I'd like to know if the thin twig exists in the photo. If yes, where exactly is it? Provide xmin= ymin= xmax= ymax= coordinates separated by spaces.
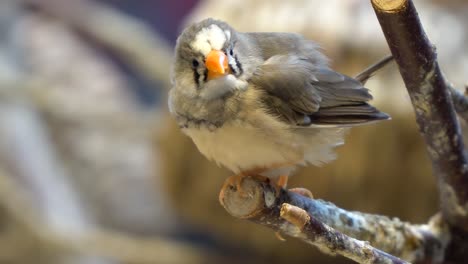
xmin=352 ymin=55 xmax=468 ymax=123
xmin=354 ymin=54 xmax=394 ymax=84
xmin=372 ymin=0 xmax=468 ymax=231
xmin=220 ymin=176 xmax=448 ymax=263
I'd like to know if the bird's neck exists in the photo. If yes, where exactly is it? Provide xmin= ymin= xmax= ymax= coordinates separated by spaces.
xmin=174 ymin=96 xmax=232 ymax=130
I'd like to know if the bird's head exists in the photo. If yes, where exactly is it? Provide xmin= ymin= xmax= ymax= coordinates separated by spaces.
xmin=172 ymin=18 xmax=249 ymax=101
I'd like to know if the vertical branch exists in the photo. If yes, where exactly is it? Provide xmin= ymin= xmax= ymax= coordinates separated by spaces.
xmin=372 ymin=0 xmax=468 ymax=231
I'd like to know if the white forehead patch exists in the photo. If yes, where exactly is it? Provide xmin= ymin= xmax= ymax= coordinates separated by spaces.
xmin=191 ymin=25 xmax=227 ymax=56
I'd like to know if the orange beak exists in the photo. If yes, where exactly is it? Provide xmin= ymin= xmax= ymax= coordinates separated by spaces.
xmin=205 ymin=50 xmax=230 ymax=80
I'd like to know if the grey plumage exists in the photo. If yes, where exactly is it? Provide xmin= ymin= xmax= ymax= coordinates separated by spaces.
xmin=250 ymin=54 xmax=389 ymax=126
xmin=170 ymin=19 xmax=389 ymax=128
xmin=169 ymin=18 xmax=390 ymax=177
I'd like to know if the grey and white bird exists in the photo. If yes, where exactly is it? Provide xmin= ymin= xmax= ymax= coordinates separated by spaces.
xmin=169 ymin=18 xmax=390 ymax=195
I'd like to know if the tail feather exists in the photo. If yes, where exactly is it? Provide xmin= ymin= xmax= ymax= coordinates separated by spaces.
xmin=308 ymin=103 xmax=390 ymax=125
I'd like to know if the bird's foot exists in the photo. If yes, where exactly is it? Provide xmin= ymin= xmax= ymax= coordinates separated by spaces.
xmin=289 ymin=187 xmax=314 ymax=199
xmin=275 ymin=231 xmax=287 ymax=241
xmin=219 ymin=173 xmax=269 ymax=207
xmin=275 ymin=175 xmax=313 ymax=198
xmin=274 ymin=175 xmax=289 ymax=197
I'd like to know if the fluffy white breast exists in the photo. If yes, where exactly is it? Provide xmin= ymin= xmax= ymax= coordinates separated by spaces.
xmin=184 ymin=121 xmax=346 ymax=177
xmin=184 ymin=122 xmax=300 ymax=174
xmin=190 ymin=25 xmax=229 ymax=56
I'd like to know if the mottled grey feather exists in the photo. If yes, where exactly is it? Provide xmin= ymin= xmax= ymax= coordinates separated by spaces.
xmin=250 ymin=51 xmax=389 ymax=126
xmin=308 ymin=104 xmax=389 ymax=125
xmin=245 ymin=32 xmax=328 ymax=66
xmin=313 ymin=68 xmax=344 ymax=83
xmin=251 ymin=55 xmax=321 ymax=115
xmin=314 ymin=76 xmax=373 ymax=107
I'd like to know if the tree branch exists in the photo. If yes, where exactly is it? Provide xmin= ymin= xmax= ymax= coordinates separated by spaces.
xmin=220 ymin=176 xmax=448 ymax=263
xmin=279 ymin=203 xmax=409 ymax=264
xmin=372 ymin=0 xmax=468 ymax=231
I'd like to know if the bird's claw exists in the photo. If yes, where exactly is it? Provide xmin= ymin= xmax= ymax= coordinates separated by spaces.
xmin=219 ymin=173 xmax=269 ymax=206
xmin=289 ymin=187 xmax=314 ymax=199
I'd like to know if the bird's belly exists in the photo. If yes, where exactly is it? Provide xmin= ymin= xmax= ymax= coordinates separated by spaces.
xmin=184 ymin=123 xmax=302 ymax=174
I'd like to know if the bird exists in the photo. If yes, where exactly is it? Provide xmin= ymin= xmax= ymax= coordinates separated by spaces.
xmin=168 ymin=18 xmax=390 ymax=201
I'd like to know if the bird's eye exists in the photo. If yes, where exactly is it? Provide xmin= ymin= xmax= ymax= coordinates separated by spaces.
xmin=229 ymin=49 xmax=234 ymax=56
xmin=192 ymin=59 xmax=199 ymax=68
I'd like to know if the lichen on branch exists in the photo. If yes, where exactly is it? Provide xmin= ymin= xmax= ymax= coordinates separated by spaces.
xmin=220 ymin=176 xmax=447 ymax=263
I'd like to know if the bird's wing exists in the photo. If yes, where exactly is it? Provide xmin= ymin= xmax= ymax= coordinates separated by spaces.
xmin=250 ymin=54 xmax=389 ymax=126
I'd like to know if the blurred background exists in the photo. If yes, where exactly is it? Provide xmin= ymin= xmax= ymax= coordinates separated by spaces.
xmin=0 ymin=0 xmax=467 ymax=263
